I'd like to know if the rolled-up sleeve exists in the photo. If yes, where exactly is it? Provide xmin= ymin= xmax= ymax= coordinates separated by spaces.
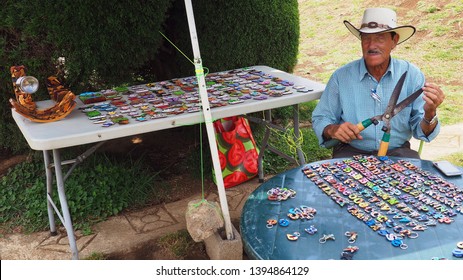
xmin=413 ymin=118 xmax=441 ymax=142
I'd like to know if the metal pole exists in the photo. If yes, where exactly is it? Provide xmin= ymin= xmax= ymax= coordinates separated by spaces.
xmin=184 ymin=0 xmax=234 ymax=240
xmin=43 ymin=150 xmax=57 ymax=236
xmin=52 ymin=149 xmax=79 ymax=259
xmin=293 ymin=104 xmax=306 ymax=164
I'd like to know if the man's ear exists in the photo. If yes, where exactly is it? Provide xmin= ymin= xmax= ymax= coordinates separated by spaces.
xmin=392 ymin=33 xmax=400 ymax=48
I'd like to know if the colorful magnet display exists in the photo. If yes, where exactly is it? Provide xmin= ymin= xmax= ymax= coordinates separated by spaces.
xmin=302 ymin=155 xmax=463 ymax=249
xmin=77 ymin=67 xmax=312 ymax=127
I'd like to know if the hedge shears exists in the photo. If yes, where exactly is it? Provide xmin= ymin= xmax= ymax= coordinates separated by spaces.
xmin=325 ymin=71 xmax=423 ymax=156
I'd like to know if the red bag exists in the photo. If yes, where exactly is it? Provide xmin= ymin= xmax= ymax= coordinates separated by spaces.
xmin=213 ymin=116 xmax=259 ymax=188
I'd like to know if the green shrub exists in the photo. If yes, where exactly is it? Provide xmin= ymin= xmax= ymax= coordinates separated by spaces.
xmin=163 ymin=0 xmax=300 ymax=78
xmin=0 ymin=0 xmax=301 ymax=233
xmin=0 ymin=0 xmax=172 ymax=152
xmin=0 ymin=151 xmax=157 ymax=233
xmin=1 ymin=0 xmax=300 ymax=152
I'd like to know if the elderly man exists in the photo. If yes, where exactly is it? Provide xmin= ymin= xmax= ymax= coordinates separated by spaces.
xmin=312 ymin=8 xmax=445 ymax=159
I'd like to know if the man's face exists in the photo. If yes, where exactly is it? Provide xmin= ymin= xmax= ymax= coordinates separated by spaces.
xmin=360 ymin=32 xmax=399 ymax=69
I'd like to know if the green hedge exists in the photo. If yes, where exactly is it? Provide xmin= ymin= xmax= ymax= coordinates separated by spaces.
xmin=0 ymin=151 xmax=158 ymax=233
xmin=0 ymin=0 xmax=299 ymax=152
xmin=162 ymin=0 xmax=300 ymax=78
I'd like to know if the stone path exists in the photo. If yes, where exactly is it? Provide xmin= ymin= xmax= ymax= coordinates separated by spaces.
xmin=0 ymin=178 xmax=261 ymax=260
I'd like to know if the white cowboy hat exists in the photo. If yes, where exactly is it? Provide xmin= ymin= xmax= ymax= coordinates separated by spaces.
xmin=344 ymin=8 xmax=416 ymax=44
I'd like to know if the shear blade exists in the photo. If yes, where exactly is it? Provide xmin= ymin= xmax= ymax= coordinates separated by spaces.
xmin=384 ymin=71 xmax=407 ymax=117
xmin=392 ymin=88 xmax=424 ymax=116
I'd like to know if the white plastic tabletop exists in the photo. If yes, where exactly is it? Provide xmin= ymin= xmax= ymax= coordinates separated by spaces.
xmin=12 ymin=66 xmax=325 ymax=151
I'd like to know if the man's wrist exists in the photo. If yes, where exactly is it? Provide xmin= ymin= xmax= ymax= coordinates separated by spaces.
xmin=423 ymin=113 xmax=438 ymax=125
xmin=322 ymin=125 xmax=334 ymax=140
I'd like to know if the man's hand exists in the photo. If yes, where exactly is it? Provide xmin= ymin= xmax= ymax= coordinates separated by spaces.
xmin=422 ymin=82 xmax=445 ymax=118
xmin=421 ymin=82 xmax=444 ymax=136
xmin=323 ymin=122 xmax=363 ymax=143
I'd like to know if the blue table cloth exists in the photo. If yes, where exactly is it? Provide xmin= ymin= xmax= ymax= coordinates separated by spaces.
xmin=240 ymin=157 xmax=463 ymax=260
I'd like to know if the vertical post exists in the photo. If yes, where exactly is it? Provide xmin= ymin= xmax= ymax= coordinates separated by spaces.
xmin=184 ymin=0 xmax=234 ymax=240
xmin=52 ymin=149 xmax=79 ymax=259
xmin=292 ymin=104 xmax=306 ymax=164
xmin=43 ymin=150 xmax=57 ymax=235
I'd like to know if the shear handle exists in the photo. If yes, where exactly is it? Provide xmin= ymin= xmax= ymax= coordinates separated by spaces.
xmin=324 ymin=117 xmax=379 ymax=148
xmin=377 ymin=87 xmax=423 ymax=156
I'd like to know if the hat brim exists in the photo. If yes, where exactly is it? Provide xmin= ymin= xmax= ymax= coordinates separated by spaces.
xmin=344 ymin=20 xmax=416 ymax=44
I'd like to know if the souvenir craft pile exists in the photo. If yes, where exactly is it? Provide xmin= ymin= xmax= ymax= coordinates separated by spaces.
xmin=9 ymin=66 xmax=76 ymax=123
xmin=266 ymin=187 xmax=321 ymax=241
xmin=265 ymin=186 xmax=366 ymax=259
xmin=301 ymin=155 xmax=463 ymax=250
xmin=77 ymin=67 xmax=313 ymax=127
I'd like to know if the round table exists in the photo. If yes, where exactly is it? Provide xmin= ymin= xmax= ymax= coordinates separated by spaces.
xmin=240 ymin=157 xmax=463 ymax=260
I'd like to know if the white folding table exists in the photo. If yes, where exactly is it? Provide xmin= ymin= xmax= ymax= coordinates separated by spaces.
xmin=12 ymin=65 xmax=325 ymax=259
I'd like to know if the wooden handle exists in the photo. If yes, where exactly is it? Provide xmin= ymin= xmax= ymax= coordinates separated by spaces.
xmin=324 ymin=119 xmax=373 ymax=148
xmin=377 ymin=133 xmax=391 ymax=156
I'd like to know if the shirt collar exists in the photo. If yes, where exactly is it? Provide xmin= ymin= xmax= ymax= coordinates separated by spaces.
xmin=359 ymin=57 xmax=395 ymax=82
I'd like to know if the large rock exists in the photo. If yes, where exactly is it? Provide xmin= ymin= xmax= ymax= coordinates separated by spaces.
xmin=185 ymin=199 xmax=224 ymax=242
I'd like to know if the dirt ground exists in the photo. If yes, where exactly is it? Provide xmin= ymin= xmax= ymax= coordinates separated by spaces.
xmin=0 ymin=149 xmax=28 ymax=176
xmin=108 ymin=234 xmax=210 ymax=260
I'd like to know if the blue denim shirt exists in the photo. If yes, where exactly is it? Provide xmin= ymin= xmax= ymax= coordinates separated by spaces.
xmin=312 ymin=57 xmax=440 ymax=151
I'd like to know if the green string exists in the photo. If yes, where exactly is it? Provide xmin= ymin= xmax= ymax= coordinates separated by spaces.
xmin=159 ymin=31 xmax=194 ymax=65
xmin=187 ymin=120 xmax=222 ymax=216
xmin=159 ymin=31 xmax=210 ymax=77
xmin=159 ymin=31 xmax=219 ymax=213
xmin=269 ymin=125 xmax=307 ymax=165
xmin=199 ymin=120 xmax=205 ymax=201
xmin=171 ymin=118 xmax=222 ymax=218
xmin=172 ymin=117 xmax=214 ymax=208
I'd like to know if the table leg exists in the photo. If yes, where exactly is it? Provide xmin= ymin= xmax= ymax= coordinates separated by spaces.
xmin=43 ymin=150 xmax=57 ymax=236
xmin=52 ymin=149 xmax=79 ymax=260
xmin=258 ymin=124 xmax=271 ymax=183
xmin=292 ymin=104 xmax=306 ymax=165
xmin=251 ymin=109 xmax=302 ymax=182
xmin=257 ymin=110 xmax=273 ymax=182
